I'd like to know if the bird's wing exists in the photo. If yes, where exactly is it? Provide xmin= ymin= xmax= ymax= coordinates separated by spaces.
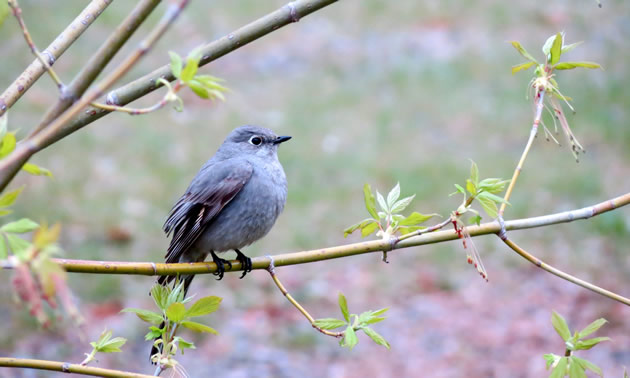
xmin=162 ymin=159 xmax=253 ymax=264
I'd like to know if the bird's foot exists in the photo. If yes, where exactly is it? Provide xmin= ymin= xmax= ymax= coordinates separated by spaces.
xmin=210 ymin=251 xmax=232 ymax=280
xmin=234 ymin=249 xmax=252 ymax=279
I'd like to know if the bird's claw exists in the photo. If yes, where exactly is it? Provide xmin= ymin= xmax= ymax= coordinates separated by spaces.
xmin=210 ymin=251 xmax=232 ymax=280
xmin=234 ymin=249 xmax=252 ymax=279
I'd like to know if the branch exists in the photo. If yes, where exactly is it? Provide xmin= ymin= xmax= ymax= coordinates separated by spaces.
xmin=0 ymin=357 xmax=152 ymax=378
xmin=6 ymin=192 xmax=620 ymax=305
xmin=28 ymin=0 xmax=162 ymax=137
xmin=0 ymin=0 xmax=340 ymax=194
xmin=0 ymin=0 xmax=112 ymax=116
xmin=499 ymin=88 xmax=545 ymax=216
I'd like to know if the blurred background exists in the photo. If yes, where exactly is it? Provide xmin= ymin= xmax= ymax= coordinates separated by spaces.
xmin=1 ymin=0 xmax=629 ymax=376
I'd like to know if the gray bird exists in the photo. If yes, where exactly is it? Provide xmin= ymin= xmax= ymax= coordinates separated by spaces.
xmin=157 ymin=125 xmax=291 ymax=290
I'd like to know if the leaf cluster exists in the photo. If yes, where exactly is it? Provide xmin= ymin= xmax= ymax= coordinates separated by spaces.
xmin=451 ymin=161 xmax=509 ymax=223
xmin=344 ymin=183 xmax=437 ymax=238
xmin=313 ymin=293 xmax=390 ymax=350
xmin=81 ymin=329 xmax=127 ymax=366
xmin=122 ymin=282 xmax=221 ymax=368
xmin=544 ymin=311 xmax=609 ymax=377
xmin=169 ymin=47 xmax=228 ymax=105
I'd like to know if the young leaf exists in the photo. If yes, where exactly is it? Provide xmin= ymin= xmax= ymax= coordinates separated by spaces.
xmin=97 ymin=336 xmax=127 ymax=353
xmin=341 ymin=326 xmax=358 ymax=350
xmin=313 ymin=318 xmax=347 ymax=330
xmin=166 ymin=281 xmax=186 ymax=307
xmin=469 ymin=161 xmax=479 ymax=187
xmin=572 ymin=356 xmax=602 ymax=377
xmin=549 ymin=356 xmax=568 ymax=378
xmin=145 ymin=327 xmax=163 ymax=341
xmin=376 ymin=191 xmax=387 ymax=211
xmin=1 ymin=218 xmax=39 ymax=234
xmin=554 ymin=62 xmax=602 ymax=70
xmin=180 ymin=320 xmax=218 ymax=334
xmin=0 ymin=132 xmax=16 ymax=158
xmin=575 ymin=336 xmax=610 ymax=350
xmin=551 ymin=311 xmax=572 ymax=342
xmin=542 ymin=33 xmax=558 ymax=56
xmin=363 ymin=184 xmax=379 ymax=219
xmin=476 ymin=194 xmax=498 ymax=219
xmin=468 ymin=214 xmax=482 ymax=226
xmin=449 ymin=184 xmax=466 ymax=197
xmin=180 ymin=57 xmax=199 ymax=83
xmin=398 ymin=212 xmax=437 ymax=226
xmin=549 ymin=32 xmax=563 ymax=65
xmin=187 ymin=80 xmax=210 ymax=99
xmin=577 ymin=318 xmax=607 ymax=339
xmin=174 ymin=336 xmax=196 ymax=354
xmin=360 ymin=221 xmax=379 ymax=237
xmin=185 ymin=296 xmax=222 ymax=318
xmin=343 ymin=219 xmax=374 ymax=238
xmin=543 ymin=353 xmax=559 ymax=369
xmin=511 ymin=61 xmax=536 ymax=75
xmin=121 ymin=308 xmax=164 ymax=325
xmin=510 ymin=41 xmax=539 ymax=63
xmin=568 ymin=356 xmax=587 ymax=378
xmin=390 ymin=195 xmax=415 ymax=214
xmin=465 ymin=179 xmax=476 ymax=196
xmin=22 ymin=163 xmax=52 ymax=177
xmin=386 ymin=183 xmax=400 ymax=209
xmin=150 ymin=284 xmax=169 ymax=311
xmin=166 ymin=302 xmax=186 ymax=323
xmin=168 ymin=52 xmax=183 ymax=79
xmin=0 ymin=187 xmax=23 ymax=207
xmin=362 ymin=327 xmax=390 ymax=349
xmin=5 ymin=233 xmax=30 ymax=257
xmin=478 ymin=178 xmax=509 ymax=194
xmin=338 ymin=293 xmax=349 ymax=322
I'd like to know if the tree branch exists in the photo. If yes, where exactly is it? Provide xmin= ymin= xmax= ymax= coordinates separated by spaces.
xmin=0 ymin=0 xmax=340 ymax=194
xmin=0 ymin=357 xmax=152 ymax=378
xmin=28 ymin=0 xmax=162 ymax=137
xmin=0 ymin=0 xmax=112 ymax=116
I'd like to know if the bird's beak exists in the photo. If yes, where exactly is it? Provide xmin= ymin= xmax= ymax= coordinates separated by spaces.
xmin=273 ymin=136 xmax=292 ymax=144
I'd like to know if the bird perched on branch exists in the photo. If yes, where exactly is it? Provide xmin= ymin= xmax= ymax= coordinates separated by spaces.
xmin=158 ymin=125 xmax=291 ymax=291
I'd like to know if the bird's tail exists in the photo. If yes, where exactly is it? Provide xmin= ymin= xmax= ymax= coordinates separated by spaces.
xmin=150 ymin=274 xmax=196 ymax=363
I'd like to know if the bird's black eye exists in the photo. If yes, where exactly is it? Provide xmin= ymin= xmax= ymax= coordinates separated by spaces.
xmin=249 ymin=136 xmax=263 ymax=146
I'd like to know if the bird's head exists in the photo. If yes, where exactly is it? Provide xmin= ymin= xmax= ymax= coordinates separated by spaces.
xmin=219 ymin=125 xmax=291 ymax=159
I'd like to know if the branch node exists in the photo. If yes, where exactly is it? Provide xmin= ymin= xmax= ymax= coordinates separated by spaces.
xmin=61 ymin=362 xmax=70 ymax=372
xmin=286 ymin=2 xmax=300 ymax=22
xmin=106 ymin=91 xmax=120 ymax=106
xmin=150 ymin=262 xmax=157 ymax=276
xmin=41 ymin=50 xmax=55 ymax=66
xmin=265 ymin=255 xmax=276 ymax=275
xmin=496 ymin=215 xmax=507 ymax=241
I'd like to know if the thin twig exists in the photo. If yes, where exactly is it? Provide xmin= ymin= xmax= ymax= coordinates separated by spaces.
xmin=8 ymin=0 xmax=65 ymax=88
xmin=501 ymin=237 xmax=630 ymax=306
xmin=90 ymin=81 xmax=182 ymax=115
xmin=266 ymin=257 xmax=343 ymax=338
xmin=0 ymin=0 xmax=112 ymax=117
xmin=396 ymin=217 xmax=452 ymax=242
xmin=28 ymin=0 xmax=162 ymax=137
xmin=499 ymin=88 xmax=546 ymax=216
xmin=0 ymin=357 xmax=152 ymax=378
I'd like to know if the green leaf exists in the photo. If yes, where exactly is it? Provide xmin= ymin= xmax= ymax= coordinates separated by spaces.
xmin=469 ymin=161 xmax=479 ymax=186
xmin=185 ymin=296 xmax=222 ymax=317
xmin=386 ymin=183 xmax=400 ymax=209
xmin=362 ymin=327 xmax=390 ymax=349
xmin=360 ymin=221 xmax=379 ymax=237
xmin=398 ymin=226 xmax=424 ymax=235
xmin=195 ymin=75 xmax=228 ymax=92
xmin=363 ymin=184 xmax=379 ymax=219
xmin=168 ymin=51 xmax=183 ymax=79
xmin=180 ymin=320 xmax=218 ymax=334
xmin=166 ymin=281 xmax=186 ymax=307
xmin=0 ymin=187 xmax=23 ymax=208
xmin=469 ymin=214 xmax=482 ymax=226
xmin=145 ymin=327 xmax=163 ymax=341
xmin=5 ymin=233 xmax=30 ymax=257
xmin=338 ymin=293 xmax=349 ymax=322
xmin=551 ymin=311 xmax=572 ymax=342
xmin=542 ymin=33 xmax=558 ymax=56
xmin=22 ymin=163 xmax=52 ymax=177
xmin=150 ymin=284 xmax=169 ymax=311
xmin=1 ymin=218 xmax=39 ymax=234
xmin=511 ymin=61 xmax=536 ymax=75
xmin=97 ymin=336 xmax=127 ymax=353
xmin=476 ymin=193 xmax=498 ymax=219
xmin=313 ymin=318 xmax=347 ymax=330
xmin=166 ymin=302 xmax=186 ymax=323
xmin=572 ymin=356 xmax=602 ymax=377
xmin=568 ymin=357 xmax=587 ymax=378
xmin=550 ymin=32 xmax=563 ymax=65
xmin=561 ymin=41 xmax=583 ymax=54
xmin=575 ymin=336 xmax=610 ymax=350
xmin=555 ymin=61 xmax=602 ymax=70
xmin=477 ymin=191 xmax=509 ymax=204
xmin=577 ymin=318 xmax=607 ymax=339
xmin=510 ymin=41 xmax=539 ymax=63
xmin=399 ymin=212 xmax=437 ymax=226
xmin=120 ymin=308 xmax=164 ymax=325
xmin=478 ymin=178 xmax=509 ymax=194
xmin=550 ymin=356 xmax=568 ymax=378
xmin=186 ymin=45 xmax=204 ymax=63
xmin=390 ymin=195 xmax=415 ymax=214
xmin=0 ymin=132 xmax=16 ymax=158
xmin=466 ymin=179 xmax=476 ymax=196
xmin=449 ymin=184 xmax=466 ymax=197
xmin=343 ymin=218 xmax=375 ymax=238
xmin=187 ymin=79 xmax=209 ymax=99
xmin=180 ymin=57 xmax=199 ymax=83
xmin=543 ymin=353 xmax=559 ymax=370
xmin=173 ymin=336 xmax=196 ymax=354
xmin=341 ymin=326 xmax=358 ymax=350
